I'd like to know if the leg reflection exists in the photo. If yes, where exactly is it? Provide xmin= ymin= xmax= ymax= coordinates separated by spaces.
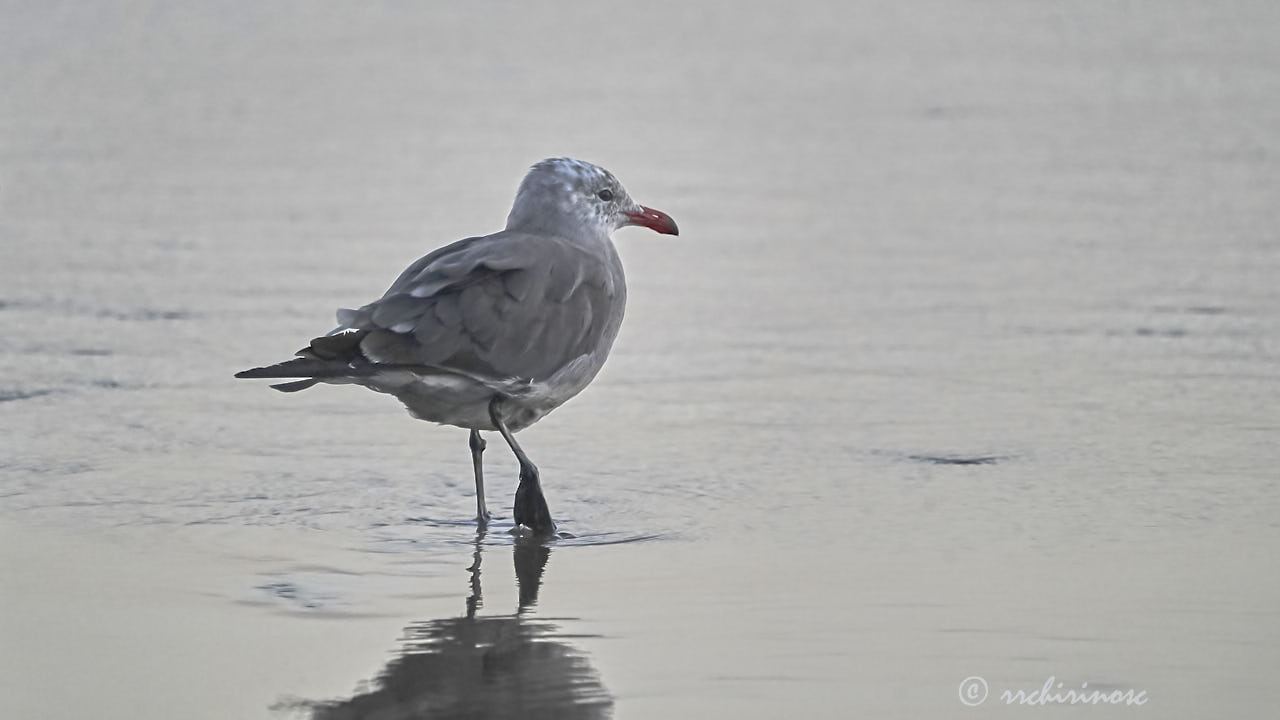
xmin=284 ymin=537 xmax=610 ymax=719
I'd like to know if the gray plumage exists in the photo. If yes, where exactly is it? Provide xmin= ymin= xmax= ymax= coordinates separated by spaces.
xmin=347 ymin=231 xmax=623 ymax=391
xmin=236 ymin=158 xmax=679 ymax=532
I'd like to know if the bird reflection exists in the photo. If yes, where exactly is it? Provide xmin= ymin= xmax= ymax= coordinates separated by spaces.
xmin=288 ymin=534 xmax=612 ymax=720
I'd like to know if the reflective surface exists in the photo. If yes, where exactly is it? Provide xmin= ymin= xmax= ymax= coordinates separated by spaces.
xmin=2 ymin=2 xmax=1279 ymax=718
xmin=284 ymin=537 xmax=612 ymax=720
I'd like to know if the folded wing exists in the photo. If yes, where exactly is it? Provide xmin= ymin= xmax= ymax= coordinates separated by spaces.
xmin=332 ymin=231 xmax=622 ymax=382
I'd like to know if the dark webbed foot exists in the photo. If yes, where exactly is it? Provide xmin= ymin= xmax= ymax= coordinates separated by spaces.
xmin=512 ymin=462 xmax=555 ymax=534
xmin=489 ymin=395 xmax=556 ymax=534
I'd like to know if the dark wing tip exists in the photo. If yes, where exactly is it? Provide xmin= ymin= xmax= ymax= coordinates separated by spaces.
xmin=270 ymin=379 xmax=320 ymax=393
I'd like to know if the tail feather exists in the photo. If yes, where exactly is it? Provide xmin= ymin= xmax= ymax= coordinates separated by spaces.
xmin=269 ymin=379 xmax=321 ymax=393
xmin=236 ymin=356 xmax=481 ymax=384
xmin=237 ymin=346 xmax=521 ymax=396
xmin=235 ymin=357 xmax=378 ymax=380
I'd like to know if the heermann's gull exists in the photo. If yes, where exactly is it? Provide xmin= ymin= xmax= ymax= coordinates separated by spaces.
xmin=236 ymin=158 xmax=679 ymax=534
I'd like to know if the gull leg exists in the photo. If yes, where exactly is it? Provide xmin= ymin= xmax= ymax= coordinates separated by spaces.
xmin=469 ymin=429 xmax=490 ymax=526
xmin=488 ymin=397 xmax=555 ymax=534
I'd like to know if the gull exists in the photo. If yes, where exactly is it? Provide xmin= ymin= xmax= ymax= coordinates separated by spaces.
xmin=236 ymin=158 xmax=679 ymax=534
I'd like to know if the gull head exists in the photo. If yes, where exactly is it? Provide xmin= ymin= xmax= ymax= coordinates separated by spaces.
xmin=505 ymin=157 xmax=679 ymax=240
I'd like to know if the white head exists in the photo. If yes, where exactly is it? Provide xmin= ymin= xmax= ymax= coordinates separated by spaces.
xmin=505 ymin=157 xmax=679 ymax=240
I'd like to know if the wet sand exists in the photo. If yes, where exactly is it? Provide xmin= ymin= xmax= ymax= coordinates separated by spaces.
xmin=3 ymin=1 xmax=1279 ymax=717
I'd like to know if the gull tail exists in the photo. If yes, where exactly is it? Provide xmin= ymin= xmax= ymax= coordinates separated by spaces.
xmin=237 ymin=323 xmax=521 ymax=396
xmin=235 ymin=357 xmax=380 ymax=393
xmin=235 ymin=357 xmax=366 ymax=379
xmin=268 ymin=379 xmax=320 ymax=393
xmin=236 ymin=329 xmax=376 ymax=393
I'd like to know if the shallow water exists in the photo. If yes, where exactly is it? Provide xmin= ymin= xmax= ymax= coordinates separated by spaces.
xmin=3 ymin=1 xmax=1279 ymax=718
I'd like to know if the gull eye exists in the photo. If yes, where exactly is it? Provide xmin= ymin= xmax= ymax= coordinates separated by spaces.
xmin=596 ymin=189 xmax=614 ymax=202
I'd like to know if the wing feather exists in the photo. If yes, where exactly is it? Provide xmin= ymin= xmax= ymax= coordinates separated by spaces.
xmin=332 ymin=230 xmax=622 ymax=381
